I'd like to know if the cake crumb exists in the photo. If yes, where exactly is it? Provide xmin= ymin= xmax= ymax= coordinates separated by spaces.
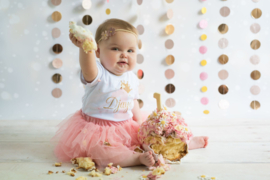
xmin=70 ymin=168 xmax=77 ymax=173
xmin=56 ymin=171 xmax=59 ymax=174
xmin=54 ymin=162 xmax=62 ymax=167
xmin=48 ymin=171 xmax=53 ymax=175
xmin=104 ymin=167 xmax=111 ymax=175
xmin=62 ymin=170 xmax=66 ymax=173
xmin=76 ymin=176 xmax=87 ymax=180
xmin=67 ymin=171 xmax=75 ymax=177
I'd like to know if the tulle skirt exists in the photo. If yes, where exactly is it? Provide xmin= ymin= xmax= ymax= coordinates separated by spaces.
xmin=50 ymin=109 xmax=151 ymax=169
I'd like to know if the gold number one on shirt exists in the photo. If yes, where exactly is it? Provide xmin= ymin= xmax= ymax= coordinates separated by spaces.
xmin=153 ymin=93 xmax=162 ymax=111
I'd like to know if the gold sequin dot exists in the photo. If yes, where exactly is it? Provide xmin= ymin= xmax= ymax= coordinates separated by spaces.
xmin=201 ymin=34 xmax=207 ymax=40
xmin=203 ymin=110 xmax=209 ymax=114
xmin=201 ymin=86 xmax=208 ymax=92
xmin=201 ymin=60 xmax=207 ymax=66
xmin=106 ymin=8 xmax=111 ymax=15
xmin=201 ymin=7 xmax=207 ymax=14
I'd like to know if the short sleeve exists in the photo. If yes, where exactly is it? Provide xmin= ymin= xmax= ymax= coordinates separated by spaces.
xmin=80 ymin=60 xmax=103 ymax=87
xmin=134 ymin=75 xmax=140 ymax=99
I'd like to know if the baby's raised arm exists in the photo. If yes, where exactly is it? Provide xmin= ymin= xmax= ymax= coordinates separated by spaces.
xmin=69 ymin=22 xmax=98 ymax=83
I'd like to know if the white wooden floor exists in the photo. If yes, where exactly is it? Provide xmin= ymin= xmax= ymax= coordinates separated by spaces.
xmin=1 ymin=118 xmax=270 ymax=180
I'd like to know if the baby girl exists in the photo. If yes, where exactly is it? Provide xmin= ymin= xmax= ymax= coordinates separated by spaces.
xmin=51 ymin=18 xmax=208 ymax=170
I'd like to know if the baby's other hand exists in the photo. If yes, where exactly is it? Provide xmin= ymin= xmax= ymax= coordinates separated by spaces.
xmin=69 ymin=32 xmax=83 ymax=49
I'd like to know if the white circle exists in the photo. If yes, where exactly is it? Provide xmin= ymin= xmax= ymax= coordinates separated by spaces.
xmin=24 ymin=29 xmax=29 ymax=35
xmin=9 ymin=14 xmax=20 ymax=24
xmin=31 ymin=62 xmax=41 ymax=71
xmin=1 ymin=91 xmax=12 ymax=100
xmin=7 ymin=68 xmax=13 ymax=73
xmin=0 ymin=83 xmax=5 ymax=88
xmin=82 ymin=0 xmax=91 ymax=9
xmin=0 ymin=0 xmax=10 ymax=10
xmin=219 ymin=99 xmax=229 ymax=109
xmin=34 ymin=47 xmax=39 ymax=52
xmin=42 ymin=31 xmax=47 ymax=36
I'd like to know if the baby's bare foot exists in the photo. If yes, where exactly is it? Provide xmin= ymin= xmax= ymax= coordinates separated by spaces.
xmin=139 ymin=151 xmax=155 ymax=167
xmin=188 ymin=136 xmax=209 ymax=150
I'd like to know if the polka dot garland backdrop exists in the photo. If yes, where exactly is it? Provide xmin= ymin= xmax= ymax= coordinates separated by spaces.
xmin=164 ymin=0 xmax=176 ymax=109
xmin=1 ymin=0 xmax=269 ymax=120
xmin=51 ymin=0 xmax=63 ymax=98
xmin=199 ymin=0 xmax=209 ymax=114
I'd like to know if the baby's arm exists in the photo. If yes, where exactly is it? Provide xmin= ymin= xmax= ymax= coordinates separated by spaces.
xmin=79 ymin=47 xmax=97 ymax=83
xmin=132 ymin=99 xmax=142 ymax=124
xmin=69 ymin=33 xmax=97 ymax=83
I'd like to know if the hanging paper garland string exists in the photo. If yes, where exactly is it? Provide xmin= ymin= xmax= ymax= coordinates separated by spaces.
xmin=199 ymin=1 xmax=209 ymax=114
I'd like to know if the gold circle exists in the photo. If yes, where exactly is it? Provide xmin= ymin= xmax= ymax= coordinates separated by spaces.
xmin=201 ymin=7 xmax=207 ymax=14
xmin=250 ymin=40 xmax=261 ymax=50
xmin=250 ymin=100 xmax=260 ymax=110
xmin=203 ymin=110 xmax=209 ymax=114
xmin=165 ymin=24 xmax=174 ymax=35
xmin=201 ymin=60 xmax=207 ymax=66
xmin=52 ymin=73 xmax=62 ymax=83
xmin=82 ymin=15 xmax=92 ymax=25
xmin=201 ymin=34 xmax=207 ymax=41
xmin=106 ymin=9 xmax=111 ymax=15
xmin=201 ymin=86 xmax=207 ymax=92
xmin=251 ymin=8 xmax=262 ymax=19
xmin=218 ymin=85 xmax=229 ymax=95
xmin=51 ymin=11 xmax=62 ymax=22
xmin=137 ymin=99 xmax=144 ymax=108
xmin=165 ymin=55 xmax=175 ymax=65
xmin=218 ymin=24 xmax=229 ymax=34
xmin=52 ymin=44 xmax=63 ymax=54
xmin=138 ymin=39 xmax=142 ymax=49
xmin=250 ymin=70 xmax=261 ymax=80
xmin=166 ymin=0 xmax=174 ymax=3
xmin=218 ymin=54 xmax=229 ymax=64
xmin=165 ymin=84 xmax=175 ymax=94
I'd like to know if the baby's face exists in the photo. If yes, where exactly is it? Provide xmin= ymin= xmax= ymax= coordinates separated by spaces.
xmin=97 ymin=31 xmax=137 ymax=76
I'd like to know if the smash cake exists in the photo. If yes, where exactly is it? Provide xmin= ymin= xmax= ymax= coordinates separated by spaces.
xmin=69 ymin=21 xmax=97 ymax=53
xmin=138 ymin=93 xmax=193 ymax=163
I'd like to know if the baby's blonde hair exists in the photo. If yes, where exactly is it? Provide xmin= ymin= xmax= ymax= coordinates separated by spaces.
xmin=95 ymin=18 xmax=138 ymax=44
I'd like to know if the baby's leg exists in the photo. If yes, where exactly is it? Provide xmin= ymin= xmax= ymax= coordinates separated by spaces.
xmin=188 ymin=136 xmax=209 ymax=150
xmin=117 ymin=151 xmax=155 ymax=168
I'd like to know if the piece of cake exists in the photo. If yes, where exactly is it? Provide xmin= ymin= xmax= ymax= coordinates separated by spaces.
xmin=138 ymin=93 xmax=193 ymax=163
xmin=71 ymin=157 xmax=96 ymax=171
xmin=69 ymin=21 xmax=97 ymax=53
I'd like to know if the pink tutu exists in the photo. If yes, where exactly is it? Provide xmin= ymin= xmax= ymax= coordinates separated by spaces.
xmin=50 ymin=109 xmax=151 ymax=169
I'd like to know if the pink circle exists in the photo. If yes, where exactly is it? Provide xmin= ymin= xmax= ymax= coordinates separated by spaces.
xmin=201 ymin=97 xmax=209 ymax=105
xmin=200 ymin=72 xmax=208 ymax=81
xmin=199 ymin=46 xmax=207 ymax=54
xmin=199 ymin=19 xmax=208 ymax=29
xmin=165 ymin=69 xmax=175 ymax=79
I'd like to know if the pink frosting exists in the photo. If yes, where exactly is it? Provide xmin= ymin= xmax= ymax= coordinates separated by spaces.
xmin=138 ymin=107 xmax=193 ymax=145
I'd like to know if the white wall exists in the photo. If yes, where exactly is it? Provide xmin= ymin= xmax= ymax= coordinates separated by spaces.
xmin=0 ymin=0 xmax=269 ymax=121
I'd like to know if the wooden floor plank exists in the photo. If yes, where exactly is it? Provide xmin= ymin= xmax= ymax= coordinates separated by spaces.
xmin=1 ymin=162 xmax=270 ymax=180
xmin=0 ymin=141 xmax=270 ymax=163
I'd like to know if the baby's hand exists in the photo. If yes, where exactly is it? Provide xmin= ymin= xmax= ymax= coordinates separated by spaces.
xmin=69 ymin=32 xmax=83 ymax=49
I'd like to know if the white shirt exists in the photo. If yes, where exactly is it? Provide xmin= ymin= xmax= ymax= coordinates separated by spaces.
xmin=80 ymin=60 xmax=140 ymax=121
